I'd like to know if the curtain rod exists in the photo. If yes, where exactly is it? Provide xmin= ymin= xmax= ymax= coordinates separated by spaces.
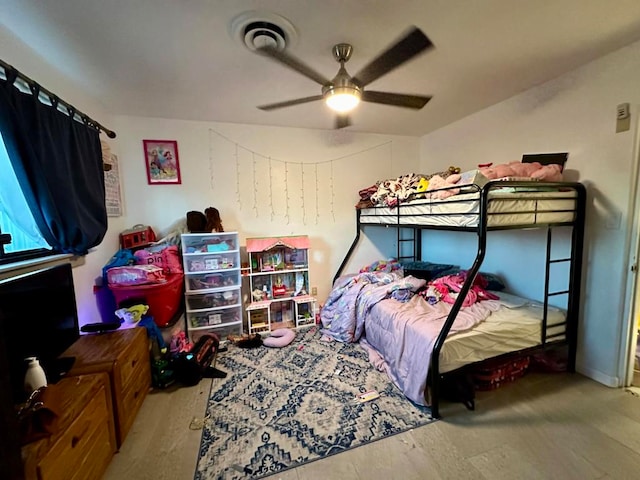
xmin=0 ymin=59 xmax=116 ymax=139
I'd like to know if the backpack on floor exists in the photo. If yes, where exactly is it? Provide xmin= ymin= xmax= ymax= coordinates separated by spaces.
xmin=172 ymin=333 xmax=226 ymax=385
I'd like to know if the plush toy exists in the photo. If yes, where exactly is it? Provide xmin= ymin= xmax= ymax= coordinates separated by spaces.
xmin=479 ymin=161 xmax=563 ymax=182
xmin=169 ymin=331 xmax=192 ymax=355
xmin=425 ymin=173 xmax=462 ymax=199
xmin=204 ymin=207 xmax=224 ymax=233
xmin=530 ymin=163 xmax=563 ymax=181
xmin=415 ymin=177 xmax=429 ymax=193
xmin=424 ymin=165 xmax=461 ymax=181
xmin=115 ymin=304 xmax=149 ymax=323
xmin=262 ymin=328 xmax=296 ymax=348
xmin=186 ymin=211 xmax=207 ymax=233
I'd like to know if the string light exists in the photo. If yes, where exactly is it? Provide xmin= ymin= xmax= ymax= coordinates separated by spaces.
xmin=208 ymin=129 xmax=215 ymax=190
xmin=252 ymin=152 xmax=258 ymax=217
xmin=315 ymin=163 xmax=319 ymax=225
xmin=235 ymin=143 xmax=241 ymax=210
xmin=208 ymin=128 xmax=392 ymax=223
xmin=300 ymin=163 xmax=306 ymax=225
xmin=284 ymin=162 xmax=290 ymax=224
xmin=268 ymin=156 xmax=274 ymax=221
xmin=330 ymin=160 xmax=335 ymax=222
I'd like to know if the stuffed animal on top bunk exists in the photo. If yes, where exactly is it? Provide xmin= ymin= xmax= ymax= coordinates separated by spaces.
xmin=370 ymin=173 xmax=425 ymax=207
xmin=423 ymin=161 xmax=564 ymax=201
xmin=478 ymin=161 xmax=563 ymax=182
xmin=424 ymin=173 xmax=463 ymax=199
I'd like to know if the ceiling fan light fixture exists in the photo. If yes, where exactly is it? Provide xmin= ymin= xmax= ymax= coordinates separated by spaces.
xmin=324 ymin=86 xmax=361 ymax=113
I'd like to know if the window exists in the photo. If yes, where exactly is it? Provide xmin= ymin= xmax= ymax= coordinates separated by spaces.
xmin=0 ymin=132 xmax=52 ymax=263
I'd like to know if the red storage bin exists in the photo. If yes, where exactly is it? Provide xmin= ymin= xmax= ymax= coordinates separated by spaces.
xmin=109 ymin=273 xmax=184 ymax=327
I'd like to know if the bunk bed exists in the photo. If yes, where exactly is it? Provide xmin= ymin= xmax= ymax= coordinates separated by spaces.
xmin=328 ymin=177 xmax=586 ymax=418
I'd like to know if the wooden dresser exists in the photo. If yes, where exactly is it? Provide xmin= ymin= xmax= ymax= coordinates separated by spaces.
xmin=62 ymin=327 xmax=151 ymax=448
xmin=22 ymin=373 xmax=117 ymax=480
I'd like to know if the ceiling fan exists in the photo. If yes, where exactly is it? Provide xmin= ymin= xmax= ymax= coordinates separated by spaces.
xmin=256 ymin=26 xmax=435 ymax=129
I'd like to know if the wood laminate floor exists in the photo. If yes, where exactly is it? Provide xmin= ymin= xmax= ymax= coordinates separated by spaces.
xmin=104 ymin=372 xmax=640 ymax=480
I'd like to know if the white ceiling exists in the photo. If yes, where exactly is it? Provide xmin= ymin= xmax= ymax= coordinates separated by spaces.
xmin=3 ymin=0 xmax=640 ymax=136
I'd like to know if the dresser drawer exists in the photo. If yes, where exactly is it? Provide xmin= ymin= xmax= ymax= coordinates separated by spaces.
xmin=37 ymin=385 xmax=113 ymax=480
xmin=117 ymin=332 xmax=149 ymax=391
xmin=118 ymin=359 xmax=151 ymax=441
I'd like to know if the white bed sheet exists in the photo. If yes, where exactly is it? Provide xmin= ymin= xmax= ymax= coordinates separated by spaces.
xmin=439 ymin=291 xmax=566 ymax=373
xmin=359 ymin=189 xmax=578 ymax=228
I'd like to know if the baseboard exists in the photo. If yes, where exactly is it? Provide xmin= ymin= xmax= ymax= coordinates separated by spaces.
xmin=576 ymin=365 xmax=620 ymax=387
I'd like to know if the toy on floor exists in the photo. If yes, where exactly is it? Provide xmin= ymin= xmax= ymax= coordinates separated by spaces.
xmin=262 ymin=328 xmax=296 ymax=348
xmin=169 ymin=331 xmax=192 ymax=355
xmin=227 ymin=333 xmax=263 ymax=348
xmin=173 ymin=333 xmax=227 ymax=386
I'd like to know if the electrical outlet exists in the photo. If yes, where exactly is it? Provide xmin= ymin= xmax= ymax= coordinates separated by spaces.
xmin=311 ymin=286 xmax=318 ymax=295
xmin=617 ymin=103 xmax=630 ymax=120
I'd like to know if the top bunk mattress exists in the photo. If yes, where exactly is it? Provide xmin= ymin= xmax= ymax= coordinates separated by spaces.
xmin=359 ymin=188 xmax=578 ymax=228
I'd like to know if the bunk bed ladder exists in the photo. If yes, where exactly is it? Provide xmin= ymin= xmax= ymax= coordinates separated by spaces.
xmin=542 ymin=227 xmax=572 ymax=347
xmin=542 ymin=185 xmax=586 ymax=374
xmin=396 ymin=227 xmax=421 ymax=263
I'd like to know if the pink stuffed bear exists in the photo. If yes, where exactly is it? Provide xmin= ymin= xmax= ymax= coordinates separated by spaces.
xmin=479 ymin=161 xmax=563 ymax=182
xmin=425 ymin=173 xmax=462 ymax=199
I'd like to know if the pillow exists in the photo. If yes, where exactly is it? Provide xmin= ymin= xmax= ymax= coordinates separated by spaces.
xmin=400 ymin=261 xmax=458 ymax=281
xmin=480 ymin=272 xmax=507 ymax=291
xmin=263 ymin=328 xmax=296 ymax=348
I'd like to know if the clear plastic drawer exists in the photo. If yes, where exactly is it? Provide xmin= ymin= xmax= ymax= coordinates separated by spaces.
xmin=186 ymin=271 xmax=239 ymax=291
xmin=186 ymin=289 xmax=240 ymax=311
xmin=182 ymin=233 xmax=238 ymax=254
xmin=184 ymin=252 xmax=237 ymax=273
xmin=187 ymin=306 xmax=241 ymax=329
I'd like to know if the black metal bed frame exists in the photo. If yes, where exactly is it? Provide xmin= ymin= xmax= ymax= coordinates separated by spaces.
xmin=334 ymin=180 xmax=586 ymax=418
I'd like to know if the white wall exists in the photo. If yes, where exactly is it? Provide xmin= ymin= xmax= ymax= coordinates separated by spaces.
xmin=109 ymin=116 xmax=420 ymax=304
xmin=420 ymin=39 xmax=640 ymax=386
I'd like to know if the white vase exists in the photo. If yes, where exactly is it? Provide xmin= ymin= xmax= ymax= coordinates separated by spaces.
xmin=24 ymin=357 xmax=47 ymax=393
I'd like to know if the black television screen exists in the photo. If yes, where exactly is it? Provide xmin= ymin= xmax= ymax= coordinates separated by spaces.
xmin=0 ymin=263 xmax=79 ymax=403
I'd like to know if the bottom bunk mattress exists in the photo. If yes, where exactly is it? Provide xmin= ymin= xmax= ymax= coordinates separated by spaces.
xmin=359 ymin=291 xmax=566 ymax=406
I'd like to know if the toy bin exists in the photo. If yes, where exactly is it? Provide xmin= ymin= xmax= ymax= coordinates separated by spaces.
xmin=109 ymin=273 xmax=184 ymax=327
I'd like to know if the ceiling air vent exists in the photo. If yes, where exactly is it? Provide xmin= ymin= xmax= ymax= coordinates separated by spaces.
xmin=230 ymin=11 xmax=297 ymax=52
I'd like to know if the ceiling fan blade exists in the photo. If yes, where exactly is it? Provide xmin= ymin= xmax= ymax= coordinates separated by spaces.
xmin=258 ymin=95 xmax=324 ymax=111
xmin=257 ymin=45 xmax=331 ymax=86
xmin=335 ymin=115 xmax=351 ymax=129
xmin=352 ymin=27 xmax=434 ymax=87
xmin=361 ymin=90 xmax=432 ymax=109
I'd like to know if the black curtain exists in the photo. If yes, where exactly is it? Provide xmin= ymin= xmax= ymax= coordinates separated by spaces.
xmin=0 ymin=67 xmax=107 ymax=255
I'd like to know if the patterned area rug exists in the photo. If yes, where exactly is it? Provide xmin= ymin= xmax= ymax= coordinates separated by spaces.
xmin=195 ymin=326 xmax=434 ymax=479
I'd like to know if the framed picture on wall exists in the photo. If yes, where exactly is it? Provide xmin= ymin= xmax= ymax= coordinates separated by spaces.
xmin=143 ymin=139 xmax=181 ymax=184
